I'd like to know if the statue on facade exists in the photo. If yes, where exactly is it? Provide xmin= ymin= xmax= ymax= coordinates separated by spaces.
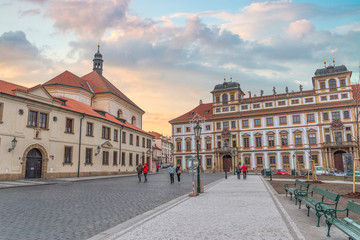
xmin=285 ymin=86 xmax=288 ymax=94
xmin=260 ymin=90 xmax=264 ymax=97
xmin=299 ymin=84 xmax=303 ymax=92
xmin=248 ymin=91 xmax=251 ymax=98
xmin=273 ymin=87 xmax=276 ymax=95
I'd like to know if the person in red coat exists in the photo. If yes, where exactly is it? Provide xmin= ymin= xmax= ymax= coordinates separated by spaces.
xmin=143 ymin=163 xmax=149 ymax=182
xmin=241 ymin=165 xmax=248 ymax=179
xmin=156 ymin=164 xmax=159 ymax=173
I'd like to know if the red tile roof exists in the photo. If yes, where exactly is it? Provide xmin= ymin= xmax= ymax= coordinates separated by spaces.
xmin=43 ymin=70 xmax=92 ymax=92
xmin=148 ymin=131 xmax=163 ymax=139
xmin=81 ymin=71 xmax=143 ymax=112
xmin=169 ymin=103 xmax=213 ymax=123
xmin=0 ymin=79 xmax=27 ymax=95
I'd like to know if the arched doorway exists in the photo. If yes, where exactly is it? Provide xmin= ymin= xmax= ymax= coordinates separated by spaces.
xmin=334 ymin=150 xmax=346 ymax=172
xmin=25 ymin=149 xmax=42 ymax=178
xmin=223 ymin=155 xmax=232 ymax=172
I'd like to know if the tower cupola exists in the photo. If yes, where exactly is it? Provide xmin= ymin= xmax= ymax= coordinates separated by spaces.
xmin=93 ymin=45 xmax=104 ymax=75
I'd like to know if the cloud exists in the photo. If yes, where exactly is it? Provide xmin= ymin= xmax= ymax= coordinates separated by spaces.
xmin=287 ymin=19 xmax=314 ymax=39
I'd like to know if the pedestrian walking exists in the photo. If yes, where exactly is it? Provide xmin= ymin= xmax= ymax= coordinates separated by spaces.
xmin=143 ymin=163 xmax=149 ymax=182
xmin=136 ymin=163 xmax=143 ymax=183
xmin=241 ymin=164 xmax=248 ymax=179
xmin=176 ymin=164 xmax=182 ymax=183
xmin=236 ymin=164 xmax=241 ymax=180
xmin=168 ymin=163 xmax=176 ymax=184
xmin=156 ymin=164 xmax=159 ymax=173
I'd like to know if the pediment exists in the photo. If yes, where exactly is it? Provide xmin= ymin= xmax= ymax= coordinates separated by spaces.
xmin=101 ymin=141 xmax=113 ymax=148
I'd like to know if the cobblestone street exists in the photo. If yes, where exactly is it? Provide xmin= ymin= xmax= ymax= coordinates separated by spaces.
xmin=0 ymin=171 xmax=224 ymax=240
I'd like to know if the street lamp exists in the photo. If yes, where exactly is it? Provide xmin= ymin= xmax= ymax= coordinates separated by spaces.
xmin=231 ymin=148 xmax=238 ymax=175
xmin=194 ymin=122 xmax=202 ymax=194
xmin=8 ymin=137 xmax=17 ymax=152
xmin=224 ymin=144 xmax=229 ymax=179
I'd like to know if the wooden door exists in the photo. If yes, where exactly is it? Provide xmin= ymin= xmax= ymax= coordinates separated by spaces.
xmin=334 ymin=152 xmax=344 ymax=172
xmin=25 ymin=149 xmax=42 ymax=178
xmin=223 ymin=156 xmax=232 ymax=172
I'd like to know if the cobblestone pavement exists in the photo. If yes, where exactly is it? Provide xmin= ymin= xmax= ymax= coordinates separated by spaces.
xmin=0 ymin=171 xmax=224 ymax=240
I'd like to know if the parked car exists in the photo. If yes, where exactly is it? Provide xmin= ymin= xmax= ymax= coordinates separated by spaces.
xmin=261 ymin=169 xmax=275 ymax=175
xmin=161 ymin=163 xmax=171 ymax=168
xmin=315 ymin=166 xmax=325 ymax=175
xmin=277 ymin=169 xmax=290 ymax=175
xmin=333 ymin=170 xmax=345 ymax=176
xmin=301 ymin=170 xmax=312 ymax=176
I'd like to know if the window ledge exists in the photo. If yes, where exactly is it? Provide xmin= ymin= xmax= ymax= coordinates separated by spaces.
xmin=84 ymin=162 xmax=93 ymax=166
xmin=63 ymin=162 xmax=73 ymax=166
xmin=64 ymin=131 xmax=74 ymax=134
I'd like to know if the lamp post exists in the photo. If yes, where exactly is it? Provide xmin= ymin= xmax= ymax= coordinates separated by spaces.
xmin=231 ymin=148 xmax=238 ymax=175
xmin=194 ymin=122 xmax=202 ymax=194
xmin=292 ymin=153 xmax=295 ymax=176
xmin=224 ymin=144 xmax=228 ymax=179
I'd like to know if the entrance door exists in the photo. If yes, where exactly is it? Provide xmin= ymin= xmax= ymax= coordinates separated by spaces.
xmin=223 ymin=155 xmax=232 ymax=172
xmin=334 ymin=151 xmax=345 ymax=172
xmin=25 ymin=149 xmax=42 ymax=178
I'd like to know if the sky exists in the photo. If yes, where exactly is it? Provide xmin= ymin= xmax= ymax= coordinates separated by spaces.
xmin=1 ymin=0 xmax=360 ymax=136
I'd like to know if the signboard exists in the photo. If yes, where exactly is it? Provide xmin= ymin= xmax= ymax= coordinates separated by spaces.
xmin=187 ymin=157 xmax=199 ymax=170
xmin=343 ymin=153 xmax=353 ymax=176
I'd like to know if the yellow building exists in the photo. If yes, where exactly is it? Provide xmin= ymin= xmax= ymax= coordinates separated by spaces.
xmin=170 ymin=64 xmax=357 ymax=173
xmin=0 ymin=47 xmax=153 ymax=181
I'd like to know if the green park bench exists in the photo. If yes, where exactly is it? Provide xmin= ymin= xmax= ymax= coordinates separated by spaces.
xmin=284 ymin=179 xmax=310 ymax=205
xmin=324 ymin=200 xmax=360 ymax=239
xmin=297 ymin=186 xmax=341 ymax=227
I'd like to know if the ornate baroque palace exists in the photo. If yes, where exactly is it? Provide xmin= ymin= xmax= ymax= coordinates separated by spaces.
xmin=0 ymin=47 xmax=153 ymax=180
xmin=170 ymin=63 xmax=358 ymax=173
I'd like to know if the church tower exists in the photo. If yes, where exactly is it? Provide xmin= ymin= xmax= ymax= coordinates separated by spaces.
xmin=93 ymin=45 xmax=103 ymax=75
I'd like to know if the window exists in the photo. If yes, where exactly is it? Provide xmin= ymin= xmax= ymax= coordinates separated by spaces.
xmin=136 ymin=136 xmax=139 ymax=146
xmin=130 ymin=134 xmax=133 ymax=145
xmin=312 ymin=155 xmax=319 ymax=164
xmin=253 ymin=104 xmax=260 ymax=109
xmin=216 ymin=108 xmax=221 ymax=113
xmin=102 ymin=151 xmax=109 ymax=165
xmin=186 ymin=141 xmax=191 ymax=151
xmin=295 ymin=134 xmax=302 ymax=145
xmin=325 ymin=135 xmax=331 ymax=143
xmin=282 ymin=156 xmax=289 ymax=164
xmin=39 ymin=113 xmax=47 ymax=128
xmin=131 ymin=116 xmax=136 ymax=125
xmin=347 ymin=134 xmax=352 ymax=142
xmin=279 ymin=116 xmax=287 ymax=124
xmin=332 ymin=112 xmax=340 ymax=120
xmin=325 ymin=128 xmax=330 ymax=133
xmin=216 ymin=96 xmax=220 ymax=103
xmin=255 ymin=137 xmax=262 ymax=147
xmin=309 ymin=133 xmax=316 ymax=145
xmin=329 ymin=79 xmax=336 ymax=91
xmin=129 ymin=153 xmax=133 ymax=166
xmin=64 ymin=146 xmax=72 ymax=163
xmin=323 ymin=113 xmax=329 ymax=120
xmin=341 ymin=94 xmax=348 ymax=99
xmin=307 ymin=114 xmax=314 ymax=122
xmin=257 ymin=156 xmax=263 ymax=165
xmin=242 ymin=120 xmax=249 ymax=127
xmin=122 ymin=132 xmax=126 ymax=143
xmin=231 ymin=121 xmax=236 ymax=129
xmin=113 ymin=151 xmax=118 ymax=165
xmin=344 ymin=111 xmax=350 ymax=119
xmin=346 ymin=127 xmax=351 ymax=131
xmin=223 ymin=122 xmax=229 ymax=129
xmin=297 ymin=155 xmax=304 ymax=164
xmin=340 ymin=79 xmax=346 ymax=87
xmin=335 ymin=132 xmax=342 ymax=143
xmin=206 ymin=125 xmax=211 ymax=130
xmin=245 ymin=157 xmax=250 ymax=165
xmin=305 ymin=98 xmax=313 ymax=103
xmin=270 ymin=156 xmax=276 ymax=165
xmin=186 ymin=127 xmax=191 ymax=132
xmin=0 ymin=102 xmax=3 ymax=123
xmin=278 ymin=101 xmax=285 ymax=106
xmin=291 ymin=99 xmax=299 ymax=104
xmin=265 ymin=102 xmax=273 ymax=107
xmin=243 ymin=138 xmax=249 ymax=148
xmin=266 ymin=118 xmax=273 ymax=126
xmin=176 ymin=128 xmax=181 ymax=133
xmin=222 ymin=94 xmax=228 ymax=104
xmin=85 ymin=148 xmax=92 ymax=164
xmin=293 ymin=115 xmax=300 ymax=123
xmin=102 ymin=126 xmax=111 ymax=139
xmin=217 ymin=141 xmax=221 ymax=148
xmin=216 ymin=122 xmax=221 ymax=130
xmin=136 ymin=154 xmax=139 ymax=165
xmin=86 ymin=122 xmax=93 ymax=136
xmin=176 ymin=142 xmax=182 ymax=151
xmin=281 ymin=135 xmax=288 ymax=146
xmin=230 ymin=94 xmax=235 ymax=101
xmin=65 ymin=118 xmax=74 ymax=133
xmin=230 ymin=106 xmax=235 ymax=111
xmin=207 ymin=158 xmax=212 ymax=166
xmin=330 ymin=95 xmax=338 ymax=100
xmin=268 ymin=136 xmax=274 ymax=147
xmin=321 ymin=96 xmax=327 ymax=101
xmin=206 ymin=140 xmax=211 ymax=150
xmin=320 ymin=82 xmax=326 ymax=89
xmin=117 ymin=109 xmax=123 ymax=118
xmin=142 ymin=137 xmax=145 ymax=147
xmin=121 ymin=152 xmax=125 ymax=165
xmin=114 ymin=129 xmax=118 ymax=142
xmin=254 ymin=119 xmax=261 ymax=127
xmin=241 ymin=105 xmax=248 ymax=110
xmin=222 ymin=107 xmax=229 ymax=112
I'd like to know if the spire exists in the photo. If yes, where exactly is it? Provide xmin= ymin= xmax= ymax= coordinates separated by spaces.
xmin=93 ymin=44 xmax=104 ymax=75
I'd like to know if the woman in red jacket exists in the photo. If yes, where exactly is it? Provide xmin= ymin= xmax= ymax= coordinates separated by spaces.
xmin=143 ymin=163 xmax=149 ymax=182
xmin=241 ymin=165 xmax=248 ymax=179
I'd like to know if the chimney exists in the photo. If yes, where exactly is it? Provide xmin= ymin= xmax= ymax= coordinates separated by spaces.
xmin=199 ymin=99 xmax=203 ymax=105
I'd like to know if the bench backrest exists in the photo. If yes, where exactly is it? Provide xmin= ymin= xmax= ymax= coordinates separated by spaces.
xmin=295 ymin=179 xmax=310 ymax=190
xmin=347 ymin=200 xmax=360 ymax=216
xmin=312 ymin=186 xmax=341 ymax=202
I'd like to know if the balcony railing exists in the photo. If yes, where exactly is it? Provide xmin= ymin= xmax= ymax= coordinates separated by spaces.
xmin=322 ymin=141 xmax=356 ymax=148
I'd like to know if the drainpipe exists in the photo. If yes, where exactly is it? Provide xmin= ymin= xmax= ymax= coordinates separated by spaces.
xmin=77 ymin=113 xmax=86 ymax=177
xmin=119 ymin=124 xmax=124 ymax=169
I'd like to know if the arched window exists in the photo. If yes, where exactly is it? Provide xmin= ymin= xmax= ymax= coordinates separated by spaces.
xmin=222 ymin=94 xmax=228 ymax=104
xmin=131 ymin=116 xmax=136 ymax=125
xmin=329 ymin=79 xmax=336 ymax=91
xmin=117 ymin=109 xmax=123 ymax=118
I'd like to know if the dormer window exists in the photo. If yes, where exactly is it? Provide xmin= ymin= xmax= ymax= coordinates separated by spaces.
xmin=329 ymin=79 xmax=336 ymax=91
xmin=117 ymin=109 xmax=123 ymax=118
xmin=222 ymin=94 xmax=228 ymax=104
xmin=131 ymin=116 xmax=136 ymax=125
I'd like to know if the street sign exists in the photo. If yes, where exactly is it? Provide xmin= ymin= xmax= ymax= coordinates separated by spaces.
xmin=187 ymin=157 xmax=199 ymax=170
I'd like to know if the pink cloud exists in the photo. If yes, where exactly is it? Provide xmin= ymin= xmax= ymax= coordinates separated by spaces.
xmin=287 ymin=19 xmax=315 ymax=39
